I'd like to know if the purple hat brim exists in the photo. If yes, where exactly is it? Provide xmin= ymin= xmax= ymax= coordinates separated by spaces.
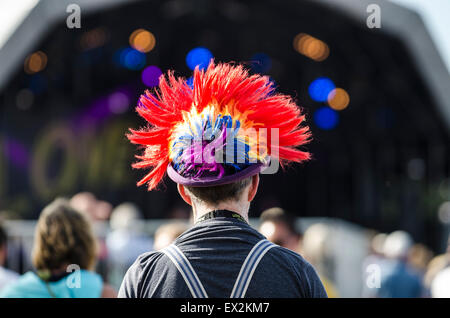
xmin=167 ymin=161 xmax=269 ymax=187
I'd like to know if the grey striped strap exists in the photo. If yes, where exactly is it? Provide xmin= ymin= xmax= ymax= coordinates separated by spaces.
xmin=230 ymin=239 xmax=277 ymax=298
xmin=161 ymin=244 xmax=208 ymax=298
xmin=162 ymin=239 xmax=276 ymax=298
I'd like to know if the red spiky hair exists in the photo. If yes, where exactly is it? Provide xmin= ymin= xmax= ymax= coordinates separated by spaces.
xmin=127 ymin=61 xmax=311 ymax=190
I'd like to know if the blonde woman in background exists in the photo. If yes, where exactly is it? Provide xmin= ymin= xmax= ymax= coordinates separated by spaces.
xmin=0 ymin=198 xmax=116 ymax=298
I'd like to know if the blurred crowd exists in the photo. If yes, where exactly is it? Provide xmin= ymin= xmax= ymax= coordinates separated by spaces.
xmin=361 ymin=230 xmax=450 ymax=298
xmin=0 ymin=193 xmax=449 ymax=298
xmin=258 ymin=208 xmax=450 ymax=298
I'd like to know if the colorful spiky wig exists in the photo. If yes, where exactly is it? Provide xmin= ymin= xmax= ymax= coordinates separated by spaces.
xmin=127 ymin=62 xmax=311 ymax=190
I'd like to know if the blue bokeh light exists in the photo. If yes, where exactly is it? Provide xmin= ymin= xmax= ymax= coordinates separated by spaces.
xmin=314 ymin=106 xmax=339 ymax=130
xmin=308 ymin=77 xmax=335 ymax=102
xmin=186 ymin=47 xmax=213 ymax=71
xmin=113 ymin=47 xmax=146 ymax=70
xmin=122 ymin=48 xmax=146 ymax=70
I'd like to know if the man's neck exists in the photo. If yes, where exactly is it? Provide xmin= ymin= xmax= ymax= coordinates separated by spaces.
xmin=193 ymin=201 xmax=249 ymax=223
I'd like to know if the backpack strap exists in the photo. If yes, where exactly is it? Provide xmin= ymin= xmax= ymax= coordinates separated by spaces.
xmin=230 ymin=239 xmax=277 ymax=298
xmin=161 ymin=244 xmax=208 ymax=298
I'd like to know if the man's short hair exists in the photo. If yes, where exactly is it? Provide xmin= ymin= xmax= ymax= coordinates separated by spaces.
xmin=260 ymin=207 xmax=299 ymax=236
xmin=185 ymin=177 xmax=252 ymax=205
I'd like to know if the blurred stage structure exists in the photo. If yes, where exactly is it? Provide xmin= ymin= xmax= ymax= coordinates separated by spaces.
xmin=1 ymin=0 xmax=450 ymax=253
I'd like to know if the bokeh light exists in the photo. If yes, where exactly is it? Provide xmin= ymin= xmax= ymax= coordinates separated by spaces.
xmin=16 ymin=89 xmax=34 ymax=110
xmin=308 ymin=77 xmax=335 ymax=102
xmin=129 ymin=29 xmax=156 ymax=53
xmin=108 ymin=91 xmax=130 ymax=114
xmin=141 ymin=65 xmax=162 ymax=87
xmin=438 ymin=202 xmax=450 ymax=224
xmin=24 ymin=51 xmax=47 ymax=74
xmin=3 ymin=138 xmax=30 ymax=169
xmin=80 ymin=27 xmax=108 ymax=51
xmin=114 ymin=47 xmax=146 ymax=70
xmin=293 ymin=33 xmax=329 ymax=62
xmin=186 ymin=47 xmax=213 ymax=70
xmin=250 ymin=52 xmax=272 ymax=73
xmin=327 ymin=88 xmax=350 ymax=111
xmin=314 ymin=106 xmax=339 ymax=130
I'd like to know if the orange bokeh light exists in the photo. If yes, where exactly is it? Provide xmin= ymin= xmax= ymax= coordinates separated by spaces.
xmin=327 ymin=88 xmax=350 ymax=111
xmin=293 ymin=33 xmax=329 ymax=62
xmin=129 ymin=29 xmax=156 ymax=53
xmin=24 ymin=51 xmax=47 ymax=74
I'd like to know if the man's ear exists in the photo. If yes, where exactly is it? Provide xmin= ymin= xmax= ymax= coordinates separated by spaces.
xmin=177 ymin=184 xmax=193 ymax=206
xmin=247 ymin=174 xmax=260 ymax=202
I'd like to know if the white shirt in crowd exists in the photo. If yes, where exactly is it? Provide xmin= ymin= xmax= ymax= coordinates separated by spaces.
xmin=431 ymin=267 xmax=450 ymax=298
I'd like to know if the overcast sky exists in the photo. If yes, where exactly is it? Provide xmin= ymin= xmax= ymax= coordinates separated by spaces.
xmin=389 ymin=0 xmax=450 ymax=73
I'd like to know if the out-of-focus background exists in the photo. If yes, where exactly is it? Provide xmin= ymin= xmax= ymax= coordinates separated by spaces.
xmin=0 ymin=0 xmax=449 ymax=297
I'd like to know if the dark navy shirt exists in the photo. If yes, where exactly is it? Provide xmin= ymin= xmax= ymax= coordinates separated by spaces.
xmin=376 ymin=261 xmax=424 ymax=298
xmin=118 ymin=217 xmax=327 ymax=298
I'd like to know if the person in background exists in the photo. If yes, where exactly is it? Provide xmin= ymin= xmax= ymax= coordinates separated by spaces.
xmin=0 ymin=223 xmax=19 ymax=292
xmin=361 ymin=232 xmax=394 ymax=298
xmin=70 ymin=192 xmax=112 ymax=281
xmin=258 ymin=210 xmax=338 ymax=297
xmin=431 ymin=266 xmax=450 ymax=298
xmin=70 ymin=192 xmax=112 ymax=222
xmin=424 ymin=253 xmax=449 ymax=293
xmin=408 ymin=243 xmax=433 ymax=275
xmin=302 ymin=223 xmax=339 ymax=298
xmin=430 ymin=235 xmax=450 ymax=298
xmin=0 ymin=198 xmax=116 ymax=298
xmin=153 ymin=221 xmax=190 ymax=251
xmin=106 ymin=202 xmax=153 ymax=289
xmin=376 ymin=230 xmax=424 ymax=298
xmin=258 ymin=207 xmax=302 ymax=254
